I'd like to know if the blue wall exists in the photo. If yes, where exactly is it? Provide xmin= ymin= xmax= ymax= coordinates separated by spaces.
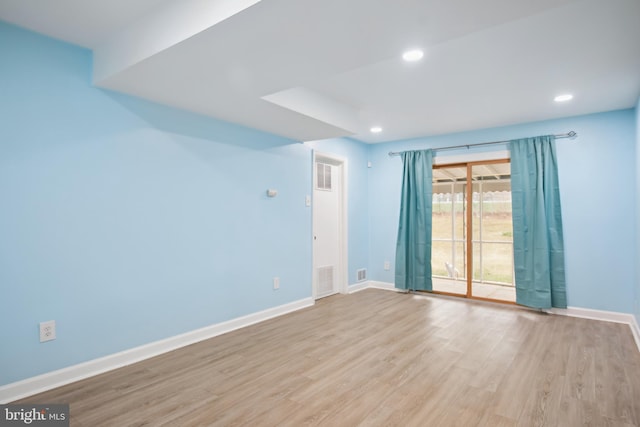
xmin=305 ymin=138 xmax=370 ymax=284
xmin=2 ymin=20 xmax=639 ymax=388
xmin=636 ymin=97 xmax=640 ymax=325
xmin=0 ymin=22 xmax=313 ymax=385
xmin=368 ymin=110 xmax=638 ymax=314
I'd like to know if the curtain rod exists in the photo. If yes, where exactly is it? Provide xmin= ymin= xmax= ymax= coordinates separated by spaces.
xmin=387 ymin=131 xmax=577 ymax=157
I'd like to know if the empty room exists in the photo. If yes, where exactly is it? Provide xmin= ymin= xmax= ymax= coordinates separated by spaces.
xmin=1 ymin=0 xmax=640 ymax=425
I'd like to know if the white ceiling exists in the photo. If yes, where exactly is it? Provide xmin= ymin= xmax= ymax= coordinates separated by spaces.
xmin=1 ymin=0 xmax=639 ymax=143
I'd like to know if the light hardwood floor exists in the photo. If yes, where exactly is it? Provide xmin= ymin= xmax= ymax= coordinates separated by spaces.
xmin=15 ymin=289 xmax=640 ymax=426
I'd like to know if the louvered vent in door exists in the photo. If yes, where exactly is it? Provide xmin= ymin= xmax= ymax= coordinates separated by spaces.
xmin=316 ymin=163 xmax=332 ymax=191
xmin=317 ymin=266 xmax=335 ymax=297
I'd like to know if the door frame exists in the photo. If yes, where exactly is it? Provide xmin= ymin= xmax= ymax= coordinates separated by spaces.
xmin=312 ymin=150 xmax=349 ymax=300
xmin=431 ymin=150 xmax=516 ymax=305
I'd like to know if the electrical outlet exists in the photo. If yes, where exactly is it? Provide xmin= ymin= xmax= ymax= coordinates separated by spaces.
xmin=39 ymin=320 xmax=56 ymax=343
xmin=384 ymin=261 xmax=390 ymax=270
xmin=273 ymin=277 xmax=280 ymax=290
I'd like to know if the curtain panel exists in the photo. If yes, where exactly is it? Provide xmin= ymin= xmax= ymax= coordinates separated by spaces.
xmin=395 ymin=150 xmax=433 ymax=291
xmin=510 ymin=136 xmax=567 ymax=308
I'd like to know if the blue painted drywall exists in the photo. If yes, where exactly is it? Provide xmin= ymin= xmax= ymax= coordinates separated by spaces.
xmin=368 ymin=110 xmax=638 ymax=314
xmin=636 ymin=97 xmax=640 ymax=325
xmin=2 ymin=19 xmax=639 ymax=388
xmin=305 ymin=138 xmax=370 ymax=284
xmin=0 ymin=22 xmax=313 ymax=385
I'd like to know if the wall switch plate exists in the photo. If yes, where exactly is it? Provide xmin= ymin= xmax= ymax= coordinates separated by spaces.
xmin=39 ymin=320 xmax=56 ymax=342
xmin=384 ymin=261 xmax=390 ymax=271
xmin=273 ymin=277 xmax=280 ymax=290
xmin=305 ymin=195 xmax=311 ymax=207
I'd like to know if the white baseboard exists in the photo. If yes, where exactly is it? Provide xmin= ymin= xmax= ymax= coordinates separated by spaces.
xmin=347 ymin=281 xmax=371 ymax=293
xmin=0 ymin=297 xmax=314 ymax=404
xmin=368 ymin=281 xmax=405 ymax=292
xmin=547 ymin=307 xmax=640 ymax=352
xmin=545 ymin=306 xmax=635 ymax=324
xmin=347 ymin=280 xmax=404 ymax=293
xmin=631 ymin=316 xmax=640 ymax=352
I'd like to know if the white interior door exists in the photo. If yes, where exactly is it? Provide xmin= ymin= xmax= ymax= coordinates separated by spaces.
xmin=313 ymin=154 xmax=346 ymax=299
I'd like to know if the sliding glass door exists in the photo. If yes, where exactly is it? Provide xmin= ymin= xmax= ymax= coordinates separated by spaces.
xmin=432 ymin=176 xmax=467 ymax=295
xmin=431 ymin=160 xmax=515 ymax=303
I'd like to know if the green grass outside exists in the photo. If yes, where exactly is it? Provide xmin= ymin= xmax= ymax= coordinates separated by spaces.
xmin=431 ymin=203 xmax=514 ymax=284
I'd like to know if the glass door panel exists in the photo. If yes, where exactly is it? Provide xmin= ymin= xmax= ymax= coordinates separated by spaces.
xmin=470 ymin=163 xmax=514 ymax=302
xmin=432 ymin=172 xmax=466 ymax=295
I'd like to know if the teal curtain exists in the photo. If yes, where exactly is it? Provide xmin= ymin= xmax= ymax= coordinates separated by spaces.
xmin=510 ymin=136 xmax=566 ymax=308
xmin=395 ymin=150 xmax=433 ymax=291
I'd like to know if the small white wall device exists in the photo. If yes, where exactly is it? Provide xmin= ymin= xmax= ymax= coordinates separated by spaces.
xmin=266 ymin=189 xmax=278 ymax=197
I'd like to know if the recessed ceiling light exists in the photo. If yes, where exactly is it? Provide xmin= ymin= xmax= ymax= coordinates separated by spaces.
xmin=554 ymin=94 xmax=573 ymax=102
xmin=402 ymin=49 xmax=424 ymax=62
xmin=370 ymin=126 xmax=383 ymax=133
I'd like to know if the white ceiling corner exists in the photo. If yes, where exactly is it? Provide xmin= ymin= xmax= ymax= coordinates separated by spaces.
xmin=1 ymin=0 xmax=639 ymax=143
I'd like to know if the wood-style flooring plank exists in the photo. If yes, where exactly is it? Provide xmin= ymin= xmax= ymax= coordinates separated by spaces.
xmin=13 ymin=289 xmax=640 ymax=427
